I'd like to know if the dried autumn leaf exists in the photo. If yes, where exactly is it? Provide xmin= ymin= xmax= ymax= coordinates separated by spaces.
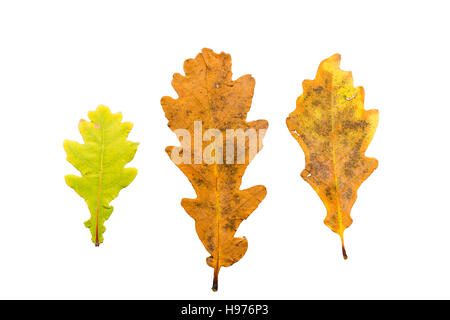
xmin=64 ymin=105 xmax=138 ymax=246
xmin=161 ymin=48 xmax=268 ymax=291
xmin=286 ymin=54 xmax=378 ymax=259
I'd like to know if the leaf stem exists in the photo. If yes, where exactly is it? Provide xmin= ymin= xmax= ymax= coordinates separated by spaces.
xmin=212 ymin=268 xmax=219 ymax=292
xmin=342 ymin=245 xmax=347 ymax=260
xmin=340 ymin=234 xmax=348 ymax=260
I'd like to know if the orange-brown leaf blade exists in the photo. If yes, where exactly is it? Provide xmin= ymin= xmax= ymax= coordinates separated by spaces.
xmin=162 ymin=48 xmax=268 ymax=290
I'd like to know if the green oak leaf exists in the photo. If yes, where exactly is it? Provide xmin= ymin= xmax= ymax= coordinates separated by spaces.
xmin=64 ymin=105 xmax=138 ymax=246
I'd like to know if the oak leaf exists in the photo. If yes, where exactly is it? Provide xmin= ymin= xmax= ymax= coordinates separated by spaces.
xmin=161 ymin=48 xmax=268 ymax=291
xmin=64 ymin=106 xmax=138 ymax=246
xmin=286 ymin=54 xmax=378 ymax=259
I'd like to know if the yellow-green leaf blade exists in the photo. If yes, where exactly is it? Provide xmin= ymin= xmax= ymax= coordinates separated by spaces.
xmin=64 ymin=105 xmax=138 ymax=246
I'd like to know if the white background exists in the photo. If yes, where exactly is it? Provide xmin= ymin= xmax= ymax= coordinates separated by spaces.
xmin=0 ymin=0 xmax=449 ymax=299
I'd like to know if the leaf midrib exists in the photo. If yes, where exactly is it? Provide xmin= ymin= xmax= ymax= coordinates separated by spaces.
xmin=328 ymin=79 xmax=344 ymax=239
xmin=95 ymin=120 xmax=105 ymax=246
xmin=200 ymin=54 xmax=222 ymax=274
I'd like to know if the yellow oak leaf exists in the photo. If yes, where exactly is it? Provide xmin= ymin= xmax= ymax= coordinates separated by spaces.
xmin=161 ymin=48 xmax=268 ymax=291
xmin=286 ymin=54 xmax=378 ymax=259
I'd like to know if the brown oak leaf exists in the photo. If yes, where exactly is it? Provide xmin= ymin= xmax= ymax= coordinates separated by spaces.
xmin=161 ymin=48 xmax=268 ymax=291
